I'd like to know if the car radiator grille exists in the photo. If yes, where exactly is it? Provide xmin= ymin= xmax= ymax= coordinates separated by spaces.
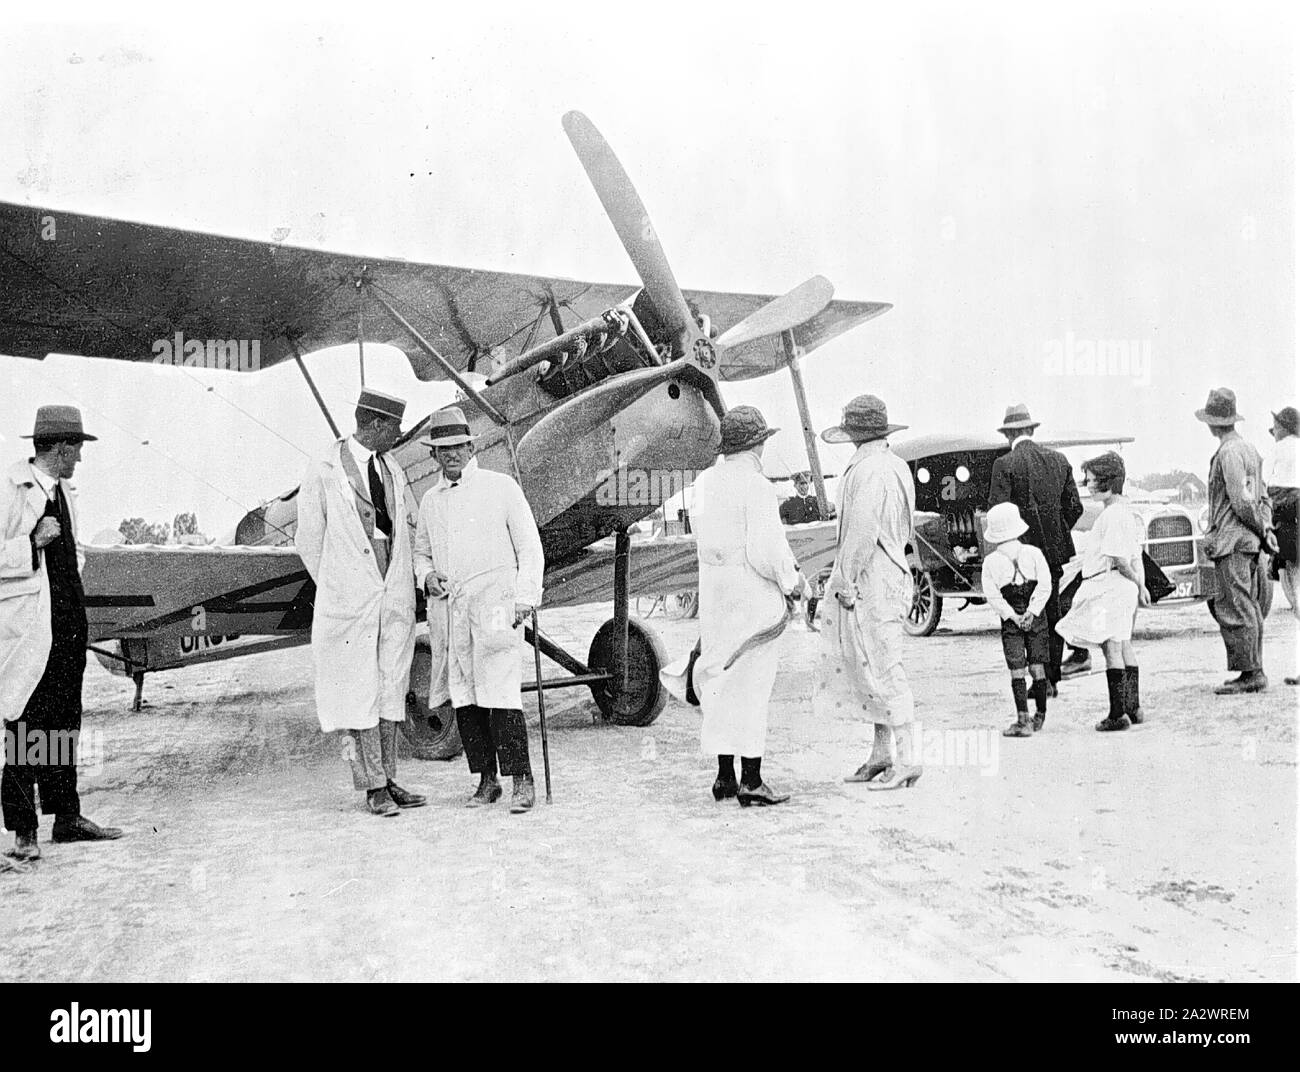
xmin=1146 ymin=514 xmax=1194 ymax=566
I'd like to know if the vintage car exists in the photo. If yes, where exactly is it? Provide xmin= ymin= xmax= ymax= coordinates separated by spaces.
xmin=892 ymin=432 xmax=1221 ymax=636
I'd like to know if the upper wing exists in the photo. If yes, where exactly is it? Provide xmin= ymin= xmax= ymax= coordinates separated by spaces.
xmin=683 ymin=287 xmax=891 ymax=381
xmin=0 ymin=201 xmax=885 ymax=376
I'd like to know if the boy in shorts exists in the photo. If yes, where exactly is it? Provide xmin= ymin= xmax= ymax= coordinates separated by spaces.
xmin=983 ymin=503 xmax=1053 ymax=738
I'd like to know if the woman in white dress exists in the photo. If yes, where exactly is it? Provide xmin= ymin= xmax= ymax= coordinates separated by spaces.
xmin=1055 ymin=451 xmax=1150 ymax=731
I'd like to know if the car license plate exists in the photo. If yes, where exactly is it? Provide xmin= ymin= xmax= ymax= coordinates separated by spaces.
xmin=1173 ymin=580 xmax=1193 ymax=599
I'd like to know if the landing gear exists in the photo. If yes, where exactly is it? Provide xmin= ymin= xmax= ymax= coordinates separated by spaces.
xmin=586 ymin=617 xmax=669 ymax=726
xmin=402 ymin=636 xmax=464 ymax=760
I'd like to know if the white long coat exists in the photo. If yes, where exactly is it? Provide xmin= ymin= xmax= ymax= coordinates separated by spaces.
xmin=413 ymin=459 xmax=544 ymax=711
xmin=690 ymin=451 xmax=801 ymax=757
xmin=816 ymin=440 xmax=917 ymax=727
xmin=295 ymin=442 xmax=417 ymax=732
xmin=1 ymin=459 xmax=83 ymax=734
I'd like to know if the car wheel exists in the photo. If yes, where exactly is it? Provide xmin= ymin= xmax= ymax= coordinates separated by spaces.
xmin=904 ymin=567 xmax=943 ymax=637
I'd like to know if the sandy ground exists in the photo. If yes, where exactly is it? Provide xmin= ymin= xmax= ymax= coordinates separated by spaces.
xmin=1 ymin=593 xmax=1296 ymax=982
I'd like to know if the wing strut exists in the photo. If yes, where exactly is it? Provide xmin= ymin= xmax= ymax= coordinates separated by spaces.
xmin=367 ymin=288 xmax=508 ymax=425
xmin=783 ymin=330 xmax=831 ymax=519
xmin=289 ymin=339 xmax=342 ymax=439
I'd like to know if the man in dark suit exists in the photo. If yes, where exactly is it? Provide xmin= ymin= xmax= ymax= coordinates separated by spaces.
xmin=988 ymin=404 xmax=1084 ymax=692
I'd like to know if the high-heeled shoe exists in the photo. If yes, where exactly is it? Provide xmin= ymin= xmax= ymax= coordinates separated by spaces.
xmin=711 ymin=776 xmax=739 ymax=800
xmin=843 ymin=759 xmax=891 ymax=783
xmin=736 ymin=782 xmax=790 ymax=807
xmin=865 ymin=765 xmax=922 ymax=791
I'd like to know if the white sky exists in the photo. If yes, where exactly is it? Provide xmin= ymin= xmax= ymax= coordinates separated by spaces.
xmin=1 ymin=2 xmax=1294 ymax=538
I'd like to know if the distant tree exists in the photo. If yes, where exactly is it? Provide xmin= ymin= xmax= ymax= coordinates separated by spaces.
xmin=118 ymin=518 xmax=171 ymax=545
xmin=1133 ymin=469 xmax=1198 ymax=492
xmin=173 ymin=512 xmax=200 ymax=538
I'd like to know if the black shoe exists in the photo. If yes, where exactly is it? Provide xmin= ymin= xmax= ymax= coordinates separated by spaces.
xmin=51 ymin=815 xmax=123 ymax=842
xmin=7 ymin=831 xmax=40 ymax=860
xmin=365 ymin=789 xmax=400 ymax=817
xmin=737 ymin=782 xmax=790 ymax=807
xmin=466 ymin=778 xmax=503 ymax=808
xmin=386 ymin=782 xmax=427 ymax=809
xmin=1127 ymin=707 xmax=1145 ymax=725
xmin=1095 ymin=715 xmax=1131 ymax=732
xmin=1047 ymin=681 xmax=1059 ymax=699
xmin=1215 ymin=672 xmax=1268 ymax=695
xmin=1060 ymin=652 xmax=1092 ymax=677
xmin=1032 ymin=710 xmax=1047 ymax=732
xmin=711 ymin=776 xmax=739 ymax=800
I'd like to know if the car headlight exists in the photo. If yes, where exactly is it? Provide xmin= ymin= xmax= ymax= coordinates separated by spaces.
xmin=1197 ymin=506 xmax=1209 ymax=534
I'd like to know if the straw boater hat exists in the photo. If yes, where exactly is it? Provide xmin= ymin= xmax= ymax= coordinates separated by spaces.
xmin=716 ymin=406 xmax=778 ymax=455
xmin=356 ymin=388 xmax=406 ymax=422
xmin=1271 ymin=405 xmax=1299 ymax=437
xmin=820 ymin=394 xmax=906 ymax=444
xmin=20 ymin=405 xmax=98 ymax=442
xmin=996 ymin=403 xmax=1040 ymax=433
xmin=983 ymin=502 xmax=1029 ymax=544
xmin=422 ymin=406 xmax=475 ymax=448
xmin=1194 ymin=387 xmax=1244 ymax=426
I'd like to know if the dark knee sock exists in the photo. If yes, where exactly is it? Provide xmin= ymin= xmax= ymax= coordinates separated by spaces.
xmin=1124 ymin=665 xmax=1140 ymax=713
xmin=740 ymin=757 xmax=762 ymax=790
xmin=1010 ymin=677 xmax=1028 ymax=713
xmin=717 ymin=755 xmax=735 ymax=782
xmin=1030 ymin=678 xmax=1048 ymax=715
xmin=1105 ymin=669 xmax=1126 ymax=718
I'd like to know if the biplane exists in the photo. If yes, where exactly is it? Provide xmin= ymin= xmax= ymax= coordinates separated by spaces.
xmin=0 ymin=112 xmax=883 ymax=757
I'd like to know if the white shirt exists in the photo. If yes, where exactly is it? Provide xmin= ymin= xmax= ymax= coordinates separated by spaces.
xmin=1266 ymin=434 xmax=1298 ymax=489
xmin=28 ymin=461 xmax=57 ymax=500
xmin=982 ymin=539 xmax=1051 ymax=621
xmin=1081 ymin=497 xmax=1144 ymax=581
xmin=345 ymin=436 xmax=388 ymax=539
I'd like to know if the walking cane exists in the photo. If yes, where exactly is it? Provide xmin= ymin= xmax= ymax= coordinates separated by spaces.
xmin=530 ymin=607 xmax=553 ymax=803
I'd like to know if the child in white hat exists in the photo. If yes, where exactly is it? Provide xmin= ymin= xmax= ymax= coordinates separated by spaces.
xmin=982 ymin=502 xmax=1053 ymax=737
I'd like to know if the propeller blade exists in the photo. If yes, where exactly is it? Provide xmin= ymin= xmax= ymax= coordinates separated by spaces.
xmin=714 ymin=276 xmax=835 ymax=350
xmin=562 ymin=111 xmax=697 ymax=349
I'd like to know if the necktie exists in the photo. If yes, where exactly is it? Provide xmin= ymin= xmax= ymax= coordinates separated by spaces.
xmin=367 ymin=456 xmax=393 ymax=537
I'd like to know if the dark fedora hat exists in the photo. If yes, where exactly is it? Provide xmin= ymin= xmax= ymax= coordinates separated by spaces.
xmin=717 ymin=406 xmax=778 ymax=455
xmin=20 ymin=405 xmax=97 ymax=442
xmin=996 ymin=403 xmax=1041 ymax=433
xmin=1194 ymin=387 xmax=1244 ymax=426
xmin=821 ymin=394 xmax=906 ymax=444
xmin=1271 ymin=405 xmax=1299 ymax=436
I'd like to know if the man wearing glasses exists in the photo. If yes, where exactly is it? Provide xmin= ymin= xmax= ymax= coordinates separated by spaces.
xmin=413 ymin=408 xmax=545 ymax=813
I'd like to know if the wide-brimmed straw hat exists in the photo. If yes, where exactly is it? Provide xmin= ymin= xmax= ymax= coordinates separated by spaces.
xmin=984 ymin=502 xmax=1029 ymax=544
xmin=717 ymin=406 xmax=778 ymax=455
xmin=20 ymin=405 xmax=97 ymax=442
xmin=422 ymin=406 xmax=475 ymax=447
xmin=1270 ymin=405 xmax=1299 ymax=436
xmin=820 ymin=395 xmax=906 ymax=444
xmin=1194 ymin=387 xmax=1244 ymax=426
xmin=996 ymin=403 xmax=1040 ymax=433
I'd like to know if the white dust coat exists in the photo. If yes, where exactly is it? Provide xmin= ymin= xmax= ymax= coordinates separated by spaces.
xmin=294 ymin=441 xmax=417 ymax=732
xmin=689 ymin=451 xmax=801 ymax=758
xmin=413 ymin=458 xmax=544 ymax=711
xmin=1 ymin=459 xmax=83 ymax=735
xmin=815 ymin=440 xmax=917 ymax=727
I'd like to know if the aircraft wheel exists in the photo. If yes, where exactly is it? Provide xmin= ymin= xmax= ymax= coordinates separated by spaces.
xmin=904 ymin=567 xmax=943 ymax=637
xmin=401 ymin=636 xmax=463 ymax=760
xmin=587 ymin=616 xmax=669 ymax=726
